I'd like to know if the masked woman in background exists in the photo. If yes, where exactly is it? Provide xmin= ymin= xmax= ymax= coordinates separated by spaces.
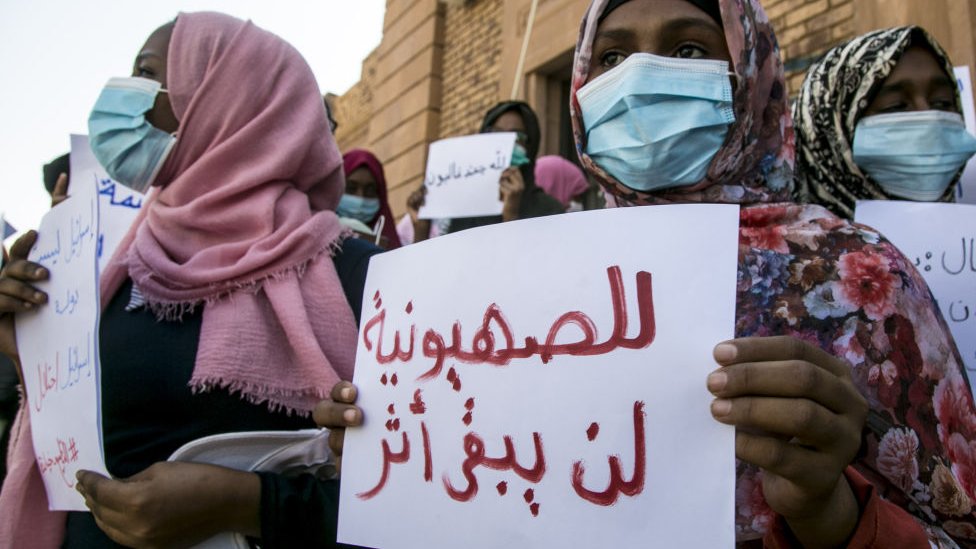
xmin=0 ymin=12 xmax=377 ymax=548
xmin=340 ymin=149 xmax=402 ymax=249
xmin=794 ymin=26 xmax=976 ymax=218
xmin=534 ymin=155 xmax=591 ymax=212
xmin=320 ymin=0 xmax=976 ymax=546
xmin=406 ymin=101 xmax=564 ymax=242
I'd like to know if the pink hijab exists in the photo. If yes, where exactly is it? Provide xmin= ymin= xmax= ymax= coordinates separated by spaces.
xmin=101 ymin=12 xmax=358 ymax=413
xmin=1 ymin=12 xmax=358 ymax=546
xmin=534 ymin=156 xmax=589 ymax=208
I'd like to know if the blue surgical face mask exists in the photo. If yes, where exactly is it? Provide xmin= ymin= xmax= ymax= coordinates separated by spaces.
xmin=337 ymin=194 xmax=381 ymax=223
xmin=853 ymin=110 xmax=976 ymax=201
xmin=576 ymin=52 xmax=735 ymax=191
xmin=88 ymin=77 xmax=176 ymax=193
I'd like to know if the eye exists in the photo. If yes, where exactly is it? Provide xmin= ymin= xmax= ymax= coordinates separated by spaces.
xmin=599 ymin=51 xmax=627 ymax=69
xmin=930 ymin=97 xmax=957 ymax=111
xmin=878 ymin=102 xmax=908 ymax=114
xmin=136 ymin=66 xmax=156 ymax=78
xmin=674 ymin=44 xmax=707 ymax=59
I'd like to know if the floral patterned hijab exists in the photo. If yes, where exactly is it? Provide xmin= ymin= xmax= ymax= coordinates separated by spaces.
xmin=573 ymin=1 xmax=976 ymax=545
xmin=793 ymin=27 xmax=962 ymax=219
xmin=571 ymin=0 xmax=794 ymax=207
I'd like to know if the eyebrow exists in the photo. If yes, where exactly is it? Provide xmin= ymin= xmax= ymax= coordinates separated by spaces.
xmin=594 ymin=15 xmax=723 ymax=52
xmin=875 ymin=75 xmax=957 ymax=96
xmin=593 ymin=27 xmax=635 ymax=43
xmin=135 ymin=52 xmax=164 ymax=63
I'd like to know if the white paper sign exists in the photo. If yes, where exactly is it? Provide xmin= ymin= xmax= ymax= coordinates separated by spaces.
xmin=418 ymin=133 xmax=516 ymax=219
xmin=955 ymin=67 xmax=976 ymax=204
xmin=16 ymin=166 xmax=107 ymax=510
xmin=339 ymin=205 xmax=739 ymax=549
xmin=856 ymin=201 xmax=976 ymax=388
xmin=69 ymin=134 xmax=145 ymax=272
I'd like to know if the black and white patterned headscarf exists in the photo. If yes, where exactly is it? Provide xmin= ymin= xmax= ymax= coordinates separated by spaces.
xmin=793 ymin=26 xmax=962 ymax=219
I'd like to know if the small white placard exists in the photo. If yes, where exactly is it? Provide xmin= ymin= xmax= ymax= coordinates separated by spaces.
xmin=16 ymin=163 xmax=107 ymax=510
xmin=418 ymin=133 xmax=516 ymax=219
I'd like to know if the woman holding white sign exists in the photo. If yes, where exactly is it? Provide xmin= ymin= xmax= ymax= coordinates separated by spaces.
xmin=0 ymin=12 xmax=378 ymax=549
xmin=406 ymin=101 xmax=565 ymax=241
xmin=794 ymin=27 xmax=976 ymax=219
xmin=321 ymin=0 xmax=976 ymax=546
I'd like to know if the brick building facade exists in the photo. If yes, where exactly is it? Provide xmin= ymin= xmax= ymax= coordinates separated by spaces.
xmin=333 ymin=0 xmax=976 ymax=219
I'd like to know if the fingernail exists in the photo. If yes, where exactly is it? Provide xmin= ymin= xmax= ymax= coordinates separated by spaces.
xmin=33 ymin=292 xmax=44 ymax=301
xmin=343 ymin=409 xmax=358 ymax=423
xmin=22 ymin=302 xmax=32 ymax=309
xmin=707 ymin=371 xmax=727 ymax=392
xmin=340 ymin=387 xmax=353 ymax=401
xmin=711 ymin=399 xmax=732 ymax=417
xmin=34 ymin=268 xmax=46 ymax=278
xmin=714 ymin=343 xmax=736 ymax=362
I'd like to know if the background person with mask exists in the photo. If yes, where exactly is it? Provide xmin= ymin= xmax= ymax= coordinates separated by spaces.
xmin=406 ymin=101 xmax=564 ymax=241
xmin=340 ymin=149 xmax=401 ymax=249
xmin=794 ymin=26 xmax=976 ymax=218
xmin=534 ymin=155 xmax=591 ymax=212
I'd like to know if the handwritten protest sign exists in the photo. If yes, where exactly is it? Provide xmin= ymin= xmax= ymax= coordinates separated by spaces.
xmin=339 ymin=205 xmax=739 ymax=549
xmin=856 ymin=201 xmax=976 ymax=392
xmin=69 ymin=134 xmax=144 ymax=273
xmin=418 ymin=132 xmax=516 ymax=219
xmin=15 ymin=165 xmax=107 ymax=510
xmin=955 ymin=67 xmax=976 ymax=204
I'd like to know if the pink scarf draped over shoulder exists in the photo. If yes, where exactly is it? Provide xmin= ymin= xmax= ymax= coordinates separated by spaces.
xmin=1 ymin=12 xmax=358 ymax=547
xmin=101 ymin=11 xmax=358 ymax=413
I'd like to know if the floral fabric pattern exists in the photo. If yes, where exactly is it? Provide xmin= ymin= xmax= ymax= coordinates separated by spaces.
xmin=572 ymin=0 xmax=976 ymax=545
xmin=735 ymin=203 xmax=976 ymax=544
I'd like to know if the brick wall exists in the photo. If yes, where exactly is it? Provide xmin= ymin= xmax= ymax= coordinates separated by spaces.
xmin=438 ymin=0 xmax=504 ymax=138
xmin=764 ymin=0 xmax=857 ymax=94
xmin=334 ymin=51 xmax=379 ymax=154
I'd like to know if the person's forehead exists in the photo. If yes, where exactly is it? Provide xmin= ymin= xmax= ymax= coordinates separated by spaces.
xmin=492 ymin=110 xmax=526 ymax=129
xmin=892 ymin=46 xmax=949 ymax=76
xmin=347 ymin=167 xmax=377 ymax=183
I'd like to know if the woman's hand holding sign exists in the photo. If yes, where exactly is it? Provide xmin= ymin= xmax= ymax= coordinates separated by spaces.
xmin=708 ymin=336 xmax=868 ymax=548
xmin=0 ymin=231 xmax=49 ymax=376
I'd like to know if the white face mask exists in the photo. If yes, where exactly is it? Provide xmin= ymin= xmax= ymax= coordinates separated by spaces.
xmin=853 ymin=110 xmax=976 ymax=201
xmin=566 ymin=200 xmax=584 ymax=213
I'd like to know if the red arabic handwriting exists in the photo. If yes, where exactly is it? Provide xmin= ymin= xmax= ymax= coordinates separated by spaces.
xmin=358 ymin=432 xmax=410 ymax=500
xmin=571 ymin=401 xmax=647 ymax=506
xmin=37 ymin=436 xmax=80 ymax=488
xmin=358 ymin=266 xmax=655 ymax=513
xmin=362 ymin=266 xmax=655 ymax=381
xmin=443 ymin=431 xmax=546 ymax=502
xmin=359 ymin=401 xmax=647 ymax=511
